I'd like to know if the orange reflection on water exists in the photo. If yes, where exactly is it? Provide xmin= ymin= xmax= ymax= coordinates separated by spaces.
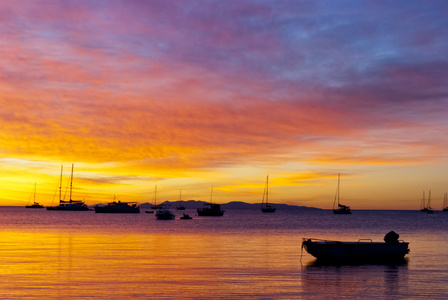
xmin=0 ymin=229 xmax=301 ymax=299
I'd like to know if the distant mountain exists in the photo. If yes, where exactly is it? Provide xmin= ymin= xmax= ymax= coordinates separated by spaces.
xmin=223 ymin=201 xmax=321 ymax=210
xmin=139 ymin=200 xmax=320 ymax=210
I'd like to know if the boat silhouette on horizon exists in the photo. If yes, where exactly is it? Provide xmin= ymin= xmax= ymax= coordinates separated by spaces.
xmin=261 ymin=175 xmax=276 ymax=213
xmin=197 ymin=186 xmax=224 ymax=216
xmin=94 ymin=195 xmax=140 ymax=213
xmin=46 ymin=164 xmax=89 ymax=211
xmin=176 ymin=190 xmax=186 ymax=210
xmin=332 ymin=173 xmax=351 ymax=214
xmin=155 ymin=204 xmax=175 ymax=220
xmin=25 ymin=182 xmax=44 ymax=209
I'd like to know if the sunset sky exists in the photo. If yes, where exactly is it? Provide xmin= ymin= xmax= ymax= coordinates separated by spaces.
xmin=1 ymin=0 xmax=447 ymax=209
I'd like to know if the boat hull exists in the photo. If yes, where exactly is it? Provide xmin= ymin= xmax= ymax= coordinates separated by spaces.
xmin=333 ymin=209 xmax=351 ymax=214
xmin=261 ymin=207 xmax=276 ymax=213
xmin=46 ymin=205 xmax=89 ymax=211
xmin=94 ymin=207 xmax=140 ymax=213
xmin=302 ymin=239 xmax=409 ymax=262
xmin=197 ymin=203 xmax=224 ymax=216
xmin=26 ymin=205 xmax=44 ymax=208
xmin=155 ymin=210 xmax=175 ymax=220
xmin=197 ymin=209 xmax=224 ymax=216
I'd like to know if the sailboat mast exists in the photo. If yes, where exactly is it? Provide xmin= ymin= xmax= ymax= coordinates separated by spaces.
xmin=337 ymin=173 xmax=340 ymax=206
xmin=210 ymin=185 xmax=213 ymax=203
xmin=266 ymin=175 xmax=269 ymax=205
xmin=69 ymin=163 xmax=74 ymax=202
xmin=333 ymin=173 xmax=340 ymax=210
xmin=421 ymin=191 xmax=426 ymax=209
xmin=34 ymin=182 xmax=36 ymax=203
xmin=59 ymin=165 xmax=63 ymax=203
xmin=155 ymin=185 xmax=157 ymax=205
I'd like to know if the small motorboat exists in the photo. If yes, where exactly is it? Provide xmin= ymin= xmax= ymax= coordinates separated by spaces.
xmin=180 ymin=214 xmax=192 ymax=220
xmin=155 ymin=209 xmax=175 ymax=220
xmin=302 ymin=231 xmax=409 ymax=262
xmin=145 ymin=210 xmax=154 ymax=214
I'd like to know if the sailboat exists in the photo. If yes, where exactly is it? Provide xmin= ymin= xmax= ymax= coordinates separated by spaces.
xmin=332 ymin=173 xmax=351 ymax=214
xmin=261 ymin=175 xmax=276 ymax=213
xmin=46 ymin=164 xmax=89 ymax=211
xmin=443 ymin=193 xmax=448 ymax=212
xmin=151 ymin=185 xmax=163 ymax=210
xmin=25 ymin=182 xmax=44 ymax=208
xmin=176 ymin=190 xmax=186 ymax=210
xmin=420 ymin=191 xmax=428 ymax=212
xmin=426 ymin=190 xmax=434 ymax=214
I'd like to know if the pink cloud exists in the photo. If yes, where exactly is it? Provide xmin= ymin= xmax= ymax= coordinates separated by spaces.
xmin=0 ymin=0 xmax=446 ymax=170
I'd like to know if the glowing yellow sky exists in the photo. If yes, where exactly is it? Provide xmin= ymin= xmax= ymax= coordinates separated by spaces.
xmin=1 ymin=1 xmax=448 ymax=209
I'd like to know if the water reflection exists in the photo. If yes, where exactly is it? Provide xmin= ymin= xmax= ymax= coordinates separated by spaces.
xmin=301 ymin=259 xmax=408 ymax=298
xmin=1 ymin=208 xmax=448 ymax=298
xmin=0 ymin=229 xmax=302 ymax=299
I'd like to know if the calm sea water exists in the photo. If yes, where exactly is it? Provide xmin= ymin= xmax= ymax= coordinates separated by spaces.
xmin=0 ymin=207 xmax=447 ymax=299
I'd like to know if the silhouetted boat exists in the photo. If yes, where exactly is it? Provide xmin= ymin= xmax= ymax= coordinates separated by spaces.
xmin=155 ymin=207 xmax=175 ymax=220
xmin=426 ymin=190 xmax=434 ymax=214
xmin=25 ymin=183 xmax=44 ymax=208
xmin=46 ymin=164 xmax=89 ymax=211
xmin=180 ymin=213 xmax=192 ymax=220
xmin=26 ymin=203 xmax=45 ymax=208
xmin=197 ymin=203 xmax=224 ymax=216
xmin=332 ymin=173 xmax=351 ymax=214
xmin=145 ymin=210 xmax=154 ymax=214
xmin=443 ymin=193 xmax=448 ymax=212
xmin=420 ymin=191 xmax=428 ymax=212
xmin=197 ymin=187 xmax=224 ymax=216
xmin=302 ymin=231 xmax=409 ymax=262
xmin=151 ymin=185 xmax=163 ymax=209
xmin=94 ymin=196 xmax=140 ymax=213
xmin=261 ymin=175 xmax=276 ymax=213
xmin=176 ymin=190 xmax=186 ymax=210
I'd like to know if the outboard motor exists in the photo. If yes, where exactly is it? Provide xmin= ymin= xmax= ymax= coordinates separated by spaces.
xmin=384 ymin=231 xmax=399 ymax=243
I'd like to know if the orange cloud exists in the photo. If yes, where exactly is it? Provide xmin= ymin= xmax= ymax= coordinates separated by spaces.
xmin=1 ymin=1 xmax=447 ymax=209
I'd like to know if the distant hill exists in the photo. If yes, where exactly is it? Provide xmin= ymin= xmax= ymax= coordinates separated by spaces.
xmin=139 ymin=200 xmax=320 ymax=210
